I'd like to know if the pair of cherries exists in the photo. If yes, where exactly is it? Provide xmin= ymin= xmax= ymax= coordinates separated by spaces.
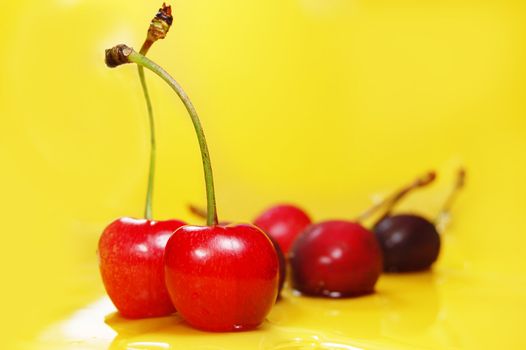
xmin=289 ymin=170 xmax=464 ymax=298
xmin=99 ymin=219 xmax=279 ymax=331
xmin=98 ymin=205 xmax=311 ymax=331
xmin=100 ymin=4 xmax=281 ymax=332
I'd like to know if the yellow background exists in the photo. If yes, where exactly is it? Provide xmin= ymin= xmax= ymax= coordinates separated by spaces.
xmin=1 ymin=0 xmax=525 ymax=348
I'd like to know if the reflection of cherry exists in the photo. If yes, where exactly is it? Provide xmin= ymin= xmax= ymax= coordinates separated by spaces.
xmin=289 ymin=171 xmax=436 ymax=297
xmin=373 ymin=169 xmax=465 ymax=272
xmin=98 ymin=5 xmax=183 ymax=319
xmin=105 ymin=45 xmax=279 ymax=331
xmin=254 ymin=204 xmax=312 ymax=254
xmin=188 ymin=204 xmax=288 ymax=300
xmin=105 ymin=310 xmax=181 ymax=349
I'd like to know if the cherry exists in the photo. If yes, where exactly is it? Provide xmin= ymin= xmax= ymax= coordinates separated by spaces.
xmin=164 ymin=224 xmax=279 ymax=331
xmin=290 ymin=220 xmax=383 ymax=297
xmin=98 ymin=5 xmax=183 ymax=319
xmin=98 ymin=218 xmax=185 ymax=318
xmin=253 ymin=204 xmax=312 ymax=254
xmin=373 ymin=214 xmax=439 ymax=272
xmin=106 ymin=44 xmax=279 ymax=331
xmin=373 ymin=169 xmax=466 ymax=272
xmin=289 ymin=171 xmax=436 ymax=297
xmin=188 ymin=204 xmax=287 ymax=300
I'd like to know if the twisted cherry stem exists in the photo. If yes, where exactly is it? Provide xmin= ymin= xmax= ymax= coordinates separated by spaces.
xmin=436 ymin=168 xmax=466 ymax=229
xmin=108 ymin=46 xmax=219 ymax=225
xmin=356 ymin=171 xmax=436 ymax=222
xmin=138 ymin=41 xmax=156 ymax=220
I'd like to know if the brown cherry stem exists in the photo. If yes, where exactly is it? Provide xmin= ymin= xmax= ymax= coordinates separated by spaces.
xmin=436 ymin=168 xmax=466 ymax=230
xmin=188 ymin=204 xmax=208 ymax=220
xmin=356 ymin=171 xmax=436 ymax=223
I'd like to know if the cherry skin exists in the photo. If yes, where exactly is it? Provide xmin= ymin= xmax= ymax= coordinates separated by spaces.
xmin=223 ymin=224 xmax=286 ymax=301
xmin=98 ymin=217 xmax=186 ymax=318
xmin=289 ymin=220 xmax=383 ymax=297
xmin=216 ymin=224 xmax=287 ymax=301
xmin=253 ymin=204 xmax=312 ymax=254
xmin=200 ymin=221 xmax=287 ymax=300
xmin=164 ymin=224 xmax=279 ymax=332
xmin=188 ymin=207 xmax=287 ymax=300
xmin=373 ymin=214 xmax=440 ymax=272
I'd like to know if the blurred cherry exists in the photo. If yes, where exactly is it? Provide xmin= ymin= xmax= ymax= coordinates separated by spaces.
xmin=290 ymin=220 xmax=382 ymax=297
xmin=289 ymin=171 xmax=436 ymax=297
xmin=373 ymin=169 xmax=466 ymax=272
xmin=254 ymin=204 xmax=312 ymax=254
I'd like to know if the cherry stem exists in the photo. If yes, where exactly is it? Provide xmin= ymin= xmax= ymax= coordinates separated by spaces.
xmin=436 ymin=168 xmax=466 ymax=227
xmin=138 ymin=41 xmax=156 ymax=220
xmin=137 ymin=3 xmax=173 ymax=220
xmin=109 ymin=47 xmax=219 ymax=225
xmin=356 ymin=171 xmax=436 ymax=222
xmin=188 ymin=204 xmax=208 ymax=219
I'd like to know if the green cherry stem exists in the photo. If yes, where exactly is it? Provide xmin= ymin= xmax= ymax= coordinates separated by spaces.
xmin=106 ymin=45 xmax=219 ymax=226
xmin=138 ymin=42 xmax=156 ymax=220
xmin=137 ymin=3 xmax=174 ymax=220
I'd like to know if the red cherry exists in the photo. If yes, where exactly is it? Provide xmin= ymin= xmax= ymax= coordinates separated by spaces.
xmin=98 ymin=7 xmax=181 ymax=319
xmin=164 ymin=224 xmax=279 ymax=331
xmin=254 ymin=204 xmax=312 ymax=254
xmin=98 ymin=217 xmax=185 ymax=318
xmin=289 ymin=220 xmax=382 ymax=297
xmin=189 ymin=204 xmax=287 ymax=300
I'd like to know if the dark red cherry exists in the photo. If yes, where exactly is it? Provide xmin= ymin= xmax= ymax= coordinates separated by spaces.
xmin=289 ymin=220 xmax=383 ymax=297
xmin=254 ymin=204 xmax=312 ymax=254
xmin=373 ymin=214 xmax=440 ymax=272
xmin=372 ymin=169 xmax=465 ymax=273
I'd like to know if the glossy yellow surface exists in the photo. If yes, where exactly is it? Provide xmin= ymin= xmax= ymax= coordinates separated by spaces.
xmin=1 ymin=0 xmax=525 ymax=349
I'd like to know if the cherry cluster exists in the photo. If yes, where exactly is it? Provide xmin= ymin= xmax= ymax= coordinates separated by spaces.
xmin=98 ymin=4 xmax=465 ymax=333
xmin=190 ymin=168 xmax=464 ymax=299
